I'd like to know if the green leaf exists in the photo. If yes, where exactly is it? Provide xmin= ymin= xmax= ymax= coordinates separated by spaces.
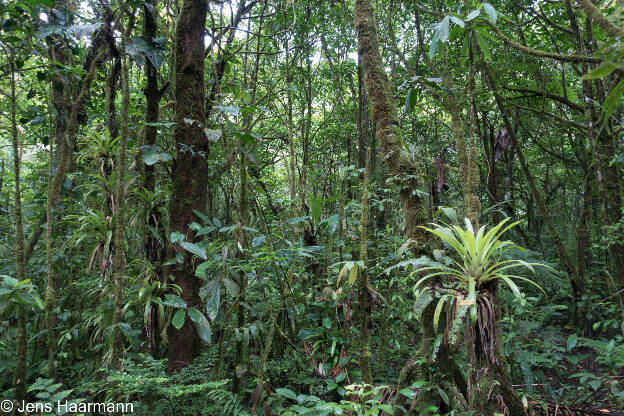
xmin=335 ymin=371 xmax=346 ymax=383
xmin=322 ymin=317 xmax=332 ymax=329
xmin=348 ymin=264 xmax=358 ymax=285
xmin=465 ymin=9 xmax=481 ymax=21
xmin=276 ymin=388 xmax=297 ymax=400
xmin=202 ymin=279 xmax=221 ymax=321
xmin=193 ymin=312 xmax=212 ymax=343
xmin=215 ymin=105 xmax=240 ymax=116
xmin=567 ymin=333 xmax=577 ymax=351
xmin=499 ymin=276 xmax=524 ymax=305
xmin=172 ymin=309 xmax=186 ymax=329
xmin=252 ymin=235 xmax=266 ymax=247
xmin=483 ymin=3 xmax=497 ymax=23
xmin=433 ymin=294 xmax=450 ymax=333
xmin=326 ymin=213 xmax=339 ymax=235
xmin=429 ymin=30 xmax=441 ymax=59
xmin=450 ymin=15 xmax=465 ymax=28
xmin=170 ymin=231 xmax=184 ymax=243
xmin=126 ymin=36 xmax=165 ymax=68
xmin=163 ymin=293 xmax=186 ymax=308
xmin=310 ymin=194 xmax=323 ymax=225
xmin=413 ymin=290 xmax=433 ymax=321
xmin=180 ymin=241 xmax=207 ymax=260
xmin=475 ymin=31 xmax=491 ymax=61
xmin=399 ymin=388 xmax=417 ymax=398
xmin=583 ymin=62 xmax=616 ymax=80
xmin=437 ymin=387 xmax=449 ymax=406
xmin=2 ymin=275 xmax=19 ymax=287
xmin=195 ymin=261 xmax=211 ymax=279
xmin=405 ymin=89 xmax=418 ymax=113
xmin=438 ymin=16 xmax=451 ymax=43
xmin=187 ymin=308 xmax=202 ymax=323
xmin=142 ymin=145 xmax=172 ymax=165
xmin=222 ymin=277 xmax=240 ymax=297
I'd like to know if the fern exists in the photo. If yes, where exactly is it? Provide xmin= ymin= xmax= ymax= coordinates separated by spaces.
xmin=578 ymin=337 xmax=613 ymax=355
xmin=206 ymin=388 xmax=250 ymax=416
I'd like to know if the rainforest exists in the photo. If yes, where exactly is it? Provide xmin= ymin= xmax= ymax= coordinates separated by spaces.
xmin=0 ymin=0 xmax=623 ymax=415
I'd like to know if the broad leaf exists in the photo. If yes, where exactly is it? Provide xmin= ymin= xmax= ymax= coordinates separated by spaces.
xmin=172 ymin=309 xmax=186 ymax=329
xmin=193 ymin=312 xmax=212 ymax=343
xmin=482 ymin=3 xmax=497 ymax=23
xmin=202 ymin=279 xmax=221 ymax=321
xmin=180 ymin=241 xmax=207 ymax=260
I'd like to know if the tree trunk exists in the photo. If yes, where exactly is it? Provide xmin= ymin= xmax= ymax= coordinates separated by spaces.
xmin=111 ymin=48 xmax=130 ymax=368
xmin=358 ymin=148 xmax=373 ymax=384
xmin=45 ymin=87 xmax=56 ymax=379
xmin=353 ymin=1 xmax=462 ymax=414
xmin=141 ymin=0 xmax=167 ymax=356
xmin=354 ymin=0 xmax=429 ymax=251
xmin=10 ymin=54 xmax=28 ymax=403
xmin=165 ymin=0 xmax=208 ymax=375
xmin=482 ymin=67 xmax=584 ymax=305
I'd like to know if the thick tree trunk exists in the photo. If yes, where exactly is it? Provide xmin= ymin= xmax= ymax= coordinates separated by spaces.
xmin=165 ymin=0 xmax=208 ymax=375
xmin=353 ymin=1 xmax=462 ymax=414
xmin=354 ymin=0 xmax=429 ymax=251
xmin=465 ymin=284 xmax=527 ymax=416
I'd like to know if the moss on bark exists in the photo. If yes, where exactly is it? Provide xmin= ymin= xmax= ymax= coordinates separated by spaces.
xmin=166 ymin=0 xmax=208 ymax=375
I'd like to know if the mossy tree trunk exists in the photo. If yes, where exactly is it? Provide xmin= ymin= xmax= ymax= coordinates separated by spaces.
xmin=111 ymin=42 xmax=130 ymax=368
xmin=358 ymin=148 xmax=373 ymax=384
xmin=165 ymin=0 xmax=208 ymax=375
xmin=354 ymin=0 xmax=429 ymax=252
xmin=141 ymin=0 xmax=168 ymax=356
xmin=573 ymin=6 xmax=624 ymax=289
xmin=9 ymin=51 xmax=28 ymax=404
xmin=465 ymin=283 xmax=528 ymax=416
xmin=353 ymin=1 xmax=457 ymax=414
xmin=45 ymin=87 xmax=56 ymax=380
xmin=354 ymin=1 xmax=526 ymax=414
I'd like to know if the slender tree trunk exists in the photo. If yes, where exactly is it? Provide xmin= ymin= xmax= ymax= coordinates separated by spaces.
xmin=45 ymin=86 xmax=57 ymax=379
xmin=233 ymin=151 xmax=249 ymax=394
xmin=141 ymin=0 xmax=167 ymax=356
xmin=165 ymin=0 xmax=208 ymax=375
xmin=358 ymin=148 xmax=373 ymax=384
xmin=285 ymin=39 xmax=297 ymax=220
xmin=142 ymin=0 xmax=163 ymax=193
xmin=10 ymin=55 xmax=28 ymax=404
xmin=111 ymin=48 xmax=130 ymax=368
xmin=25 ymin=48 xmax=106 ymax=264
xmin=466 ymin=44 xmax=480 ymax=226
xmin=482 ymin=64 xmax=585 ymax=312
